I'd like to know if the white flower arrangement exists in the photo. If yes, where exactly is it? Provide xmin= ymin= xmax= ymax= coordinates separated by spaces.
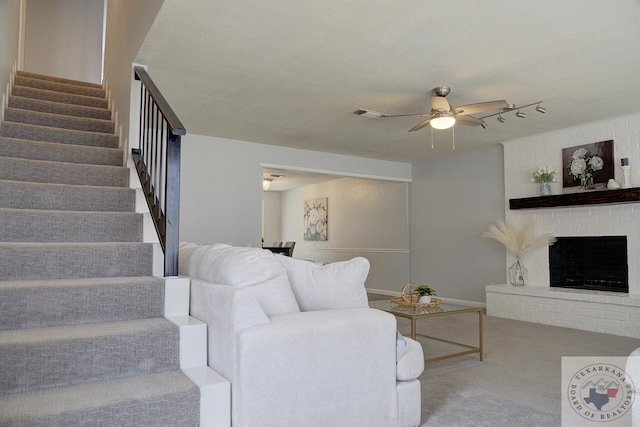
xmin=568 ymin=147 xmax=603 ymax=189
xmin=530 ymin=166 xmax=557 ymax=184
xmin=483 ymin=219 xmax=556 ymax=258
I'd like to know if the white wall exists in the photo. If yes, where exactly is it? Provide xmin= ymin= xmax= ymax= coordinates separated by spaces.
xmin=0 ymin=0 xmax=22 ymax=95
xmin=103 ymin=0 xmax=163 ymax=148
xmin=179 ymin=133 xmax=412 ymax=248
xmin=279 ymin=177 xmax=410 ymax=293
xmin=23 ymin=0 xmax=104 ymax=83
xmin=262 ymin=191 xmax=281 ymax=246
xmin=410 ymin=145 xmax=506 ymax=303
xmin=503 ymin=112 xmax=640 ymax=295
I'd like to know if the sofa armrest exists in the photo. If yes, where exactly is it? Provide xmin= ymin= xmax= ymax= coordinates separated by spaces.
xmin=190 ymin=278 xmax=270 ymax=381
xmin=397 ymin=337 xmax=424 ymax=381
xmin=232 ymin=308 xmax=401 ymax=426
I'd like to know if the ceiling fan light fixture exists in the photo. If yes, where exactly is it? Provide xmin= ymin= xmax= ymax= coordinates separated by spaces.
xmin=516 ymin=110 xmax=526 ymax=118
xmin=497 ymin=115 xmax=506 ymax=123
xmin=430 ymin=112 xmax=456 ymax=130
xmin=535 ymin=104 xmax=546 ymax=114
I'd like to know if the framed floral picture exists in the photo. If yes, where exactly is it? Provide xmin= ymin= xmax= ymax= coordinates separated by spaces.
xmin=562 ymin=140 xmax=614 ymax=189
xmin=303 ymin=198 xmax=327 ymax=241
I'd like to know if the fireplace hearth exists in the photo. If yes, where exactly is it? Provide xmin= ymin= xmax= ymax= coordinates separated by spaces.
xmin=549 ymin=236 xmax=628 ymax=293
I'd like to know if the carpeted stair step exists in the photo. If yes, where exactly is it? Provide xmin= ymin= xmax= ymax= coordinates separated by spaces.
xmin=0 ymin=180 xmax=135 ymax=212
xmin=0 ymin=208 xmax=143 ymax=243
xmin=4 ymin=107 xmax=115 ymax=134
xmin=13 ymin=76 xmax=105 ymax=98
xmin=8 ymin=95 xmax=111 ymax=120
xmin=0 ymin=276 xmax=165 ymax=331
xmin=11 ymin=85 xmax=109 ymax=109
xmin=0 ymin=137 xmax=123 ymax=166
xmin=16 ymin=70 xmax=103 ymax=89
xmin=0 ymin=242 xmax=153 ymax=281
xmin=0 ymin=318 xmax=179 ymax=395
xmin=0 ymin=157 xmax=128 ymax=187
xmin=0 ymin=122 xmax=118 ymax=148
xmin=8 ymin=95 xmax=111 ymax=121
xmin=0 ymin=370 xmax=199 ymax=426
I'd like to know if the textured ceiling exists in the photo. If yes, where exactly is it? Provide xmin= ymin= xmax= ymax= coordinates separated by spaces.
xmin=136 ymin=0 xmax=640 ymax=164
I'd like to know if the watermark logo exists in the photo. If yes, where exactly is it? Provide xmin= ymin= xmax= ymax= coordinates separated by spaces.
xmin=562 ymin=357 xmax=637 ymax=426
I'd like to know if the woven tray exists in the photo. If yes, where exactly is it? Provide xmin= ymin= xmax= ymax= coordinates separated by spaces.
xmin=391 ymin=284 xmax=442 ymax=308
xmin=391 ymin=295 xmax=443 ymax=308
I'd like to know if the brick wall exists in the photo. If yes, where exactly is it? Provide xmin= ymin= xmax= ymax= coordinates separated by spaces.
xmin=486 ymin=112 xmax=640 ymax=337
xmin=486 ymin=284 xmax=640 ymax=338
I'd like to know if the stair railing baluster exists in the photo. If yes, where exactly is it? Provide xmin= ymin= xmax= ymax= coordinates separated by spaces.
xmin=160 ymin=118 xmax=166 ymax=214
xmin=132 ymin=67 xmax=186 ymax=277
xmin=154 ymin=106 xmax=161 ymax=210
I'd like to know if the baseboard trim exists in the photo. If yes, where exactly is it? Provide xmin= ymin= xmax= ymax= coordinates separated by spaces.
xmin=182 ymin=366 xmax=231 ymax=427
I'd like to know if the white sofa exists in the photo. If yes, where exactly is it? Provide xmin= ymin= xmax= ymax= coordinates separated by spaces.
xmin=180 ymin=243 xmax=424 ymax=427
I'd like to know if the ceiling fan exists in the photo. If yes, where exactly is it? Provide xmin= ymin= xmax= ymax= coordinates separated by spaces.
xmin=354 ymin=86 xmax=510 ymax=132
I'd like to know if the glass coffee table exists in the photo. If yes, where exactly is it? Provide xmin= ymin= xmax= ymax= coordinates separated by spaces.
xmin=370 ymin=299 xmax=483 ymax=363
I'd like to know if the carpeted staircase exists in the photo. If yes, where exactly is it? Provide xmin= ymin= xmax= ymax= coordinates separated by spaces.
xmin=0 ymin=71 xmax=201 ymax=425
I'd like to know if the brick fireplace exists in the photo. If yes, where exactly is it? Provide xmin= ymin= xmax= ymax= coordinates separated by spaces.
xmin=485 ymin=113 xmax=640 ymax=339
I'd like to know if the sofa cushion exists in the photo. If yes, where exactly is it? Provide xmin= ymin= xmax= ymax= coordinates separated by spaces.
xmin=179 ymin=243 xmax=300 ymax=316
xmin=275 ymin=255 xmax=370 ymax=311
xmin=178 ymin=242 xmax=200 ymax=275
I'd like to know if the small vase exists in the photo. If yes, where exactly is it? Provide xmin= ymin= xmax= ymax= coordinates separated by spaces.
xmin=540 ymin=182 xmax=552 ymax=196
xmin=419 ymin=295 xmax=431 ymax=304
xmin=580 ymin=174 xmax=594 ymax=190
xmin=508 ymin=257 xmax=527 ymax=286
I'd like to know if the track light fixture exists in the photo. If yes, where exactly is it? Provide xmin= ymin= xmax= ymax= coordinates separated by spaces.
xmin=481 ymin=101 xmax=545 ymax=125
xmin=480 ymin=121 xmax=488 ymax=129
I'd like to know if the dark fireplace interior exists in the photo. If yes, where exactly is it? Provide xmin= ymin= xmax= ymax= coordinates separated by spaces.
xmin=549 ymin=236 xmax=628 ymax=293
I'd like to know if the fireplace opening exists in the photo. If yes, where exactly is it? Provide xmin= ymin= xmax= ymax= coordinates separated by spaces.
xmin=549 ymin=236 xmax=628 ymax=293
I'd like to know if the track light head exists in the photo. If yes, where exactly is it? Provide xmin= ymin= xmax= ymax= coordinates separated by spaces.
xmin=480 ymin=121 xmax=488 ymax=129
xmin=535 ymin=105 xmax=546 ymax=114
xmin=516 ymin=110 xmax=526 ymax=118
xmin=497 ymin=115 xmax=506 ymax=123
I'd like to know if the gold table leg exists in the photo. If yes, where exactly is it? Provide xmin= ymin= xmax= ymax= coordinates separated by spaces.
xmin=411 ymin=317 xmax=417 ymax=340
xmin=478 ymin=309 xmax=484 ymax=361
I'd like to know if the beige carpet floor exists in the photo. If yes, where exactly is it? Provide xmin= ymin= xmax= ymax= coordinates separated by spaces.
xmin=369 ymin=294 xmax=639 ymax=426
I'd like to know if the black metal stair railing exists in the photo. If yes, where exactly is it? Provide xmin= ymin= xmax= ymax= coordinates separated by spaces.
xmin=132 ymin=66 xmax=186 ymax=277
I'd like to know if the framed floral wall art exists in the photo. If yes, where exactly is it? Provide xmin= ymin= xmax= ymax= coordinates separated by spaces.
xmin=562 ymin=140 xmax=613 ymax=190
xmin=303 ymin=198 xmax=327 ymax=241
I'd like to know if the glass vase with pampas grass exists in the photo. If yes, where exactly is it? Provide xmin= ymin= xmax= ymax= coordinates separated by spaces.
xmin=483 ymin=219 xmax=556 ymax=286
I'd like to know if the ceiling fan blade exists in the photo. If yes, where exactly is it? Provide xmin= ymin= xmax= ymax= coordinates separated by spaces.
xmin=409 ymin=117 xmax=432 ymax=132
xmin=453 ymin=100 xmax=509 ymax=116
xmin=384 ymin=113 xmax=431 ymax=118
xmin=455 ymin=115 xmax=484 ymax=127
xmin=430 ymin=95 xmax=450 ymax=112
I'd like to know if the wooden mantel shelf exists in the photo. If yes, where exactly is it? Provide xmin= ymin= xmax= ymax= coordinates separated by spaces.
xmin=509 ymin=187 xmax=640 ymax=210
